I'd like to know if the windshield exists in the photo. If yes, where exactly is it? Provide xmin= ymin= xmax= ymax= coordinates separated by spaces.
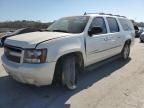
xmin=47 ymin=16 xmax=89 ymax=33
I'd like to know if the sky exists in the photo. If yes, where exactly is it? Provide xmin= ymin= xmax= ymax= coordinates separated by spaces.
xmin=0 ymin=0 xmax=144 ymax=22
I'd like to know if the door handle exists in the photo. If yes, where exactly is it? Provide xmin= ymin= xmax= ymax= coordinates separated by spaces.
xmin=107 ymin=37 xmax=112 ymax=40
xmin=109 ymin=36 xmax=113 ymax=38
xmin=104 ymin=38 xmax=108 ymax=41
xmin=104 ymin=36 xmax=114 ymax=41
xmin=104 ymin=38 xmax=107 ymax=41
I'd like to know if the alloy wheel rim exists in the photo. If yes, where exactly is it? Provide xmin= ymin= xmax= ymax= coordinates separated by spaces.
xmin=124 ymin=45 xmax=129 ymax=59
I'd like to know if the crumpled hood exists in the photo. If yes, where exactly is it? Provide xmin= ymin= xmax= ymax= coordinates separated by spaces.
xmin=5 ymin=32 xmax=72 ymax=48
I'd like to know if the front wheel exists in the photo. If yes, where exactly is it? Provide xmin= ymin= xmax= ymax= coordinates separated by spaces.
xmin=61 ymin=56 xmax=78 ymax=90
xmin=121 ymin=43 xmax=130 ymax=60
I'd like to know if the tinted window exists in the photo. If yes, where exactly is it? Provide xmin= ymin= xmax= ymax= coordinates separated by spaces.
xmin=107 ymin=17 xmax=120 ymax=33
xmin=119 ymin=18 xmax=134 ymax=31
xmin=90 ymin=17 xmax=107 ymax=34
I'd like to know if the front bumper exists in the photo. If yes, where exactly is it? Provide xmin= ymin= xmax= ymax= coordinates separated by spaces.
xmin=1 ymin=55 xmax=56 ymax=86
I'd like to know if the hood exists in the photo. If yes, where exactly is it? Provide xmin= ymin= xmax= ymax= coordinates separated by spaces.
xmin=5 ymin=32 xmax=72 ymax=48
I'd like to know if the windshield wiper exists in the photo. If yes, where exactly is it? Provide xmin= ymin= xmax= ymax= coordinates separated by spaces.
xmin=46 ymin=29 xmax=69 ymax=33
xmin=45 ymin=30 xmax=52 ymax=32
xmin=52 ymin=30 xmax=68 ymax=33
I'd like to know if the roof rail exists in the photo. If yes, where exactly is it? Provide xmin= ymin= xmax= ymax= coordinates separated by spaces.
xmin=112 ymin=15 xmax=126 ymax=18
xmin=84 ymin=12 xmax=126 ymax=18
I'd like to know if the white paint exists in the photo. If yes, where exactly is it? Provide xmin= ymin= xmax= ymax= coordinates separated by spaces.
xmin=1 ymin=14 xmax=135 ymax=86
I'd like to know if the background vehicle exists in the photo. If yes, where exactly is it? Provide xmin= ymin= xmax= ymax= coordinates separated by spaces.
xmin=134 ymin=25 xmax=140 ymax=37
xmin=140 ymin=32 xmax=144 ymax=42
xmin=0 ymin=28 xmax=41 ymax=47
xmin=1 ymin=13 xmax=135 ymax=90
xmin=134 ymin=26 xmax=144 ymax=38
xmin=139 ymin=27 xmax=144 ymax=35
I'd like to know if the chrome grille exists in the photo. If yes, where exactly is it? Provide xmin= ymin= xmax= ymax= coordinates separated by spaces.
xmin=4 ymin=45 xmax=23 ymax=63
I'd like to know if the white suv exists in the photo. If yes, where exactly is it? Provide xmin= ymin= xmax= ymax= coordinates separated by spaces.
xmin=1 ymin=13 xmax=135 ymax=90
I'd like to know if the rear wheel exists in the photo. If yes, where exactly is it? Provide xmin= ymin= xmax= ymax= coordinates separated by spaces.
xmin=121 ymin=43 xmax=130 ymax=60
xmin=140 ymin=39 xmax=144 ymax=43
xmin=61 ymin=56 xmax=78 ymax=90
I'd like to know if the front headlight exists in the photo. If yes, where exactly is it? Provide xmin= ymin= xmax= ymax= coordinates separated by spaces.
xmin=23 ymin=49 xmax=47 ymax=63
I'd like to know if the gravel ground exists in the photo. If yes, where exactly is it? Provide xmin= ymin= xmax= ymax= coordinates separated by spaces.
xmin=0 ymin=39 xmax=144 ymax=108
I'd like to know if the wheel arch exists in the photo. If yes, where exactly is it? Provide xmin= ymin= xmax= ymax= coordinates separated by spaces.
xmin=52 ymin=51 xmax=84 ymax=83
xmin=124 ymin=39 xmax=131 ymax=46
xmin=126 ymin=39 xmax=131 ymax=44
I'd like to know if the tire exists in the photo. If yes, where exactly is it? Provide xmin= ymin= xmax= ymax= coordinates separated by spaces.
xmin=61 ymin=56 xmax=78 ymax=90
xmin=140 ymin=39 xmax=144 ymax=43
xmin=121 ymin=43 xmax=130 ymax=60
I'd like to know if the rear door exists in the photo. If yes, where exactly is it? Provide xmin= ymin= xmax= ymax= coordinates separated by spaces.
xmin=105 ymin=17 xmax=123 ymax=56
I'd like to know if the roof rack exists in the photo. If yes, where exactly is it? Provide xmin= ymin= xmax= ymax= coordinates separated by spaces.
xmin=112 ymin=15 xmax=126 ymax=18
xmin=84 ymin=12 xmax=126 ymax=18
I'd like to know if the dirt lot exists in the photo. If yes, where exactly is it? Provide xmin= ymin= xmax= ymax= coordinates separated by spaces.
xmin=0 ymin=39 xmax=144 ymax=108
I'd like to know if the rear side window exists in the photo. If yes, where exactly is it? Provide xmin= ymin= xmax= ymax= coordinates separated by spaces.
xmin=119 ymin=18 xmax=134 ymax=31
xmin=90 ymin=17 xmax=107 ymax=34
xmin=107 ymin=17 xmax=120 ymax=33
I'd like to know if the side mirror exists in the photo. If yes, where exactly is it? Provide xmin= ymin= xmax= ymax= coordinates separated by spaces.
xmin=88 ymin=26 xmax=103 ymax=36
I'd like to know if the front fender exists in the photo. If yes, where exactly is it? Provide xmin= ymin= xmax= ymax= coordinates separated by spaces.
xmin=36 ymin=36 xmax=86 ymax=63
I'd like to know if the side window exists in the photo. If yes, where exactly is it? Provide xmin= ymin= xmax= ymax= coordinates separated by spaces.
xmin=119 ymin=18 xmax=134 ymax=31
xmin=107 ymin=17 xmax=120 ymax=33
xmin=90 ymin=17 xmax=107 ymax=34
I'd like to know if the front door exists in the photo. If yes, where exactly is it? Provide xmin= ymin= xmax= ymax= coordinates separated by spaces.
xmin=85 ymin=17 xmax=110 ymax=66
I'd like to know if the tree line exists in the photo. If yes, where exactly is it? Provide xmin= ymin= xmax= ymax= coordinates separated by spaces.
xmin=0 ymin=20 xmax=144 ymax=33
xmin=130 ymin=20 xmax=144 ymax=27
xmin=136 ymin=22 xmax=144 ymax=27
xmin=0 ymin=20 xmax=53 ymax=32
